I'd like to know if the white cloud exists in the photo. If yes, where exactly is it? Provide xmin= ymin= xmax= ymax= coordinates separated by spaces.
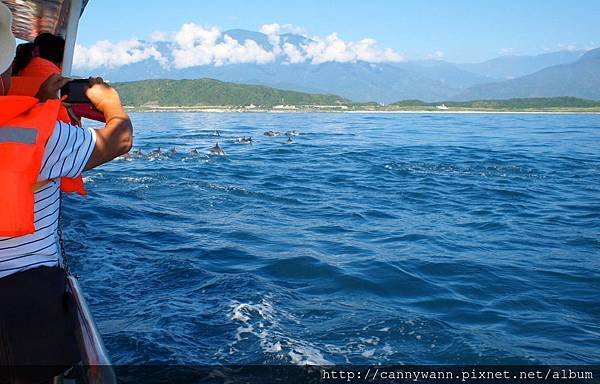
xmin=302 ymin=34 xmax=404 ymax=64
xmin=281 ymin=24 xmax=305 ymax=35
xmin=260 ymin=23 xmax=281 ymax=46
xmin=351 ymin=38 xmax=405 ymax=63
xmin=171 ymin=23 xmax=221 ymax=67
xmin=74 ymin=22 xmax=405 ymax=70
xmin=282 ymin=42 xmax=306 ymax=64
xmin=213 ymin=35 xmax=276 ymax=66
xmin=260 ymin=23 xmax=305 ymax=36
xmin=259 ymin=23 xmax=281 ymax=36
xmin=558 ymin=42 xmax=578 ymax=52
xmin=303 ymin=33 xmax=354 ymax=64
xmin=170 ymin=23 xmax=276 ymax=68
xmin=74 ymin=39 xmax=167 ymax=70
xmin=258 ymin=23 xmax=305 ymax=50
xmin=426 ymin=50 xmax=445 ymax=60
xmin=149 ymin=31 xmax=170 ymax=42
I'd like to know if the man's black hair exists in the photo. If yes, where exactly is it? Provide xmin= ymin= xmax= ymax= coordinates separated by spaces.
xmin=34 ymin=33 xmax=65 ymax=66
xmin=12 ymin=42 xmax=34 ymax=75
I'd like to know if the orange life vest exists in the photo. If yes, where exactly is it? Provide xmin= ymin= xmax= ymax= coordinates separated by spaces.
xmin=7 ymin=76 xmax=46 ymax=98
xmin=8 ymin=75 xmax=87 ymax=195
xmin=18 ymin=57 xmax=61 ymax=78
xmin=0 ymin=96 xmax=62 ymax=237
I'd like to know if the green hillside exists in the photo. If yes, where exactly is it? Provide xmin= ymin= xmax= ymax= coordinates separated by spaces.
xmin=113 ymin=78 xmax=350 ymax=107
xmin=112 ymin=78 xmax=600 ymax=111
xmin=389 ymin=97 xmax=600 ymax=110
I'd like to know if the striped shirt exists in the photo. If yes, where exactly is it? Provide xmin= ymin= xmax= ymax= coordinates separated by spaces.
xmin=0 ymin=121 xmax=96 ymax=279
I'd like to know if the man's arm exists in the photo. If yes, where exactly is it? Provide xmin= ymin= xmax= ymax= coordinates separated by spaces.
xmin=83 ymin=78 xmax=133 ymax=171
xmin=35 ymin=75 xmax=132 ymax=171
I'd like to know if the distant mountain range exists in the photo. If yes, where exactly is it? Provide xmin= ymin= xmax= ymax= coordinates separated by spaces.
xmin=456 ymin=48 xmax=600 ymax=100
xmin=81 ymin=29 xmax=597 ymax=102
xmin=456 ymin=50 xmax=585 ymax=80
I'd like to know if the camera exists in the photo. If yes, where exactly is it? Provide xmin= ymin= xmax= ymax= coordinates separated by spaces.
xmin=60 ymin=78 xmax=91 ymax=104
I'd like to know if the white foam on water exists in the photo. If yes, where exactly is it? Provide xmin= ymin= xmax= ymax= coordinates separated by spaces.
xmin=228 ymin=299 xmax=333 ymax=365
xmin=361 ymin=349 xmax=375 ymax=358
xmin=231 ymin=304 xmax=251 ymax=323
xmin=234 ymin=324 xmax=254 ymax=342
xmin=360 ymin=337 xmax=379 ymax=345
xmin=320 ymin=319 xmax=432 ymax=363
xmin=265 ymin=341 xmax=282 ymax=353
xmin=82 ymin=172 xmax=103 ymax=183
xmin=382 ymin=343 xmax=394 ymax=355
xmin=119 ymin=176 xmax=155 ymax=184
xmin=227 ymin=303 xmax=433 ymax=364
xmin=288 ymin=345 xmax=330 ymax=365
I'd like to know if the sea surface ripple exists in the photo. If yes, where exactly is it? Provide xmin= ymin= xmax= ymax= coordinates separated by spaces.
xmin=63 ymin=112 xmax=600 ymax=365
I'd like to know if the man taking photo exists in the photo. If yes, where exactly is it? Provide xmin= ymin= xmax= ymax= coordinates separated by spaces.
xmin=0 ymin=2 xmax=133 ymax=381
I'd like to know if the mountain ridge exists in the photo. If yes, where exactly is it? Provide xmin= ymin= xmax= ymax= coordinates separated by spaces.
xmin=76 ymin=29 xmax=596 ymax=102
xmin=457 ymin=47 xmax=600 ymax=100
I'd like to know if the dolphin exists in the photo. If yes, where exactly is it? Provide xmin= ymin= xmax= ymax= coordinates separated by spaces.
xmin=169 ymin=147 xmax=177 ymax=154
xmin=285 ymin=137 xmax=295 ymax=145
xmin=131 ymin=149 xmax=144 ymax=158
xmin=151 ymin=147 xmax=162 ymax=155
xmin=189 ymin=148 xmax=199 ymax=155
xmin=264 ymin=131 xmax=281 ymax=137
xmin=235 ymin=136 xmax=253 ymax=144
xmin=209 ymin=142 xmax=225 ymax=155
xmin=285 ymin=130 xmax=298 ymax=136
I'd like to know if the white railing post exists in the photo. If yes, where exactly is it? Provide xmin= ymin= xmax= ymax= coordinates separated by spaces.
xmin=61 ymin=0 xmax=83 ymax=76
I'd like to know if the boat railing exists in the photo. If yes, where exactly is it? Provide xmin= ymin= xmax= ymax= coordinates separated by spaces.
xmin=67 ymin=276 xmax=117 ymax=384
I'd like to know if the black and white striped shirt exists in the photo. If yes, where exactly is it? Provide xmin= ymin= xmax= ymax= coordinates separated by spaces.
xmin=0 ymin=121 xmax=96 ymax=279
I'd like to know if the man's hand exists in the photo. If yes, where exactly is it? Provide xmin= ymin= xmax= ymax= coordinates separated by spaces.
xmin=35 ymin=73 xmax=70 ymax=102
xmin=85 ymin=77 xmax=122 ymax=114
xmin=83 ymin=77 xmax=133 ymax=171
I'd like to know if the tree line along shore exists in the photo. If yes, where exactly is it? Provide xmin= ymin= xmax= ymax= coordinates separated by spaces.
xmin=113 ymin=78 xmax=600 ymax=113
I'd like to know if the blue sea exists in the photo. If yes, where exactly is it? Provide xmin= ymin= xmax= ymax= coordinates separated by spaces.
xmin=63 ymin=112 xmax=600 ymax=365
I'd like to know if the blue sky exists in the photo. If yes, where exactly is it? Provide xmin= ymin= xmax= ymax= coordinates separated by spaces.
xmin=76 ymin=0 xmax=600 ymax=63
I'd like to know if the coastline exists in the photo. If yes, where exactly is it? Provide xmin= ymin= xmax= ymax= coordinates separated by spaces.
xmin=124 ymin=106 xmax=600 ymax=114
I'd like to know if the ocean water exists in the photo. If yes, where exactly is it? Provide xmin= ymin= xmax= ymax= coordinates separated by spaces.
xmin=62 ymin=112 xmax=600 ymax=365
